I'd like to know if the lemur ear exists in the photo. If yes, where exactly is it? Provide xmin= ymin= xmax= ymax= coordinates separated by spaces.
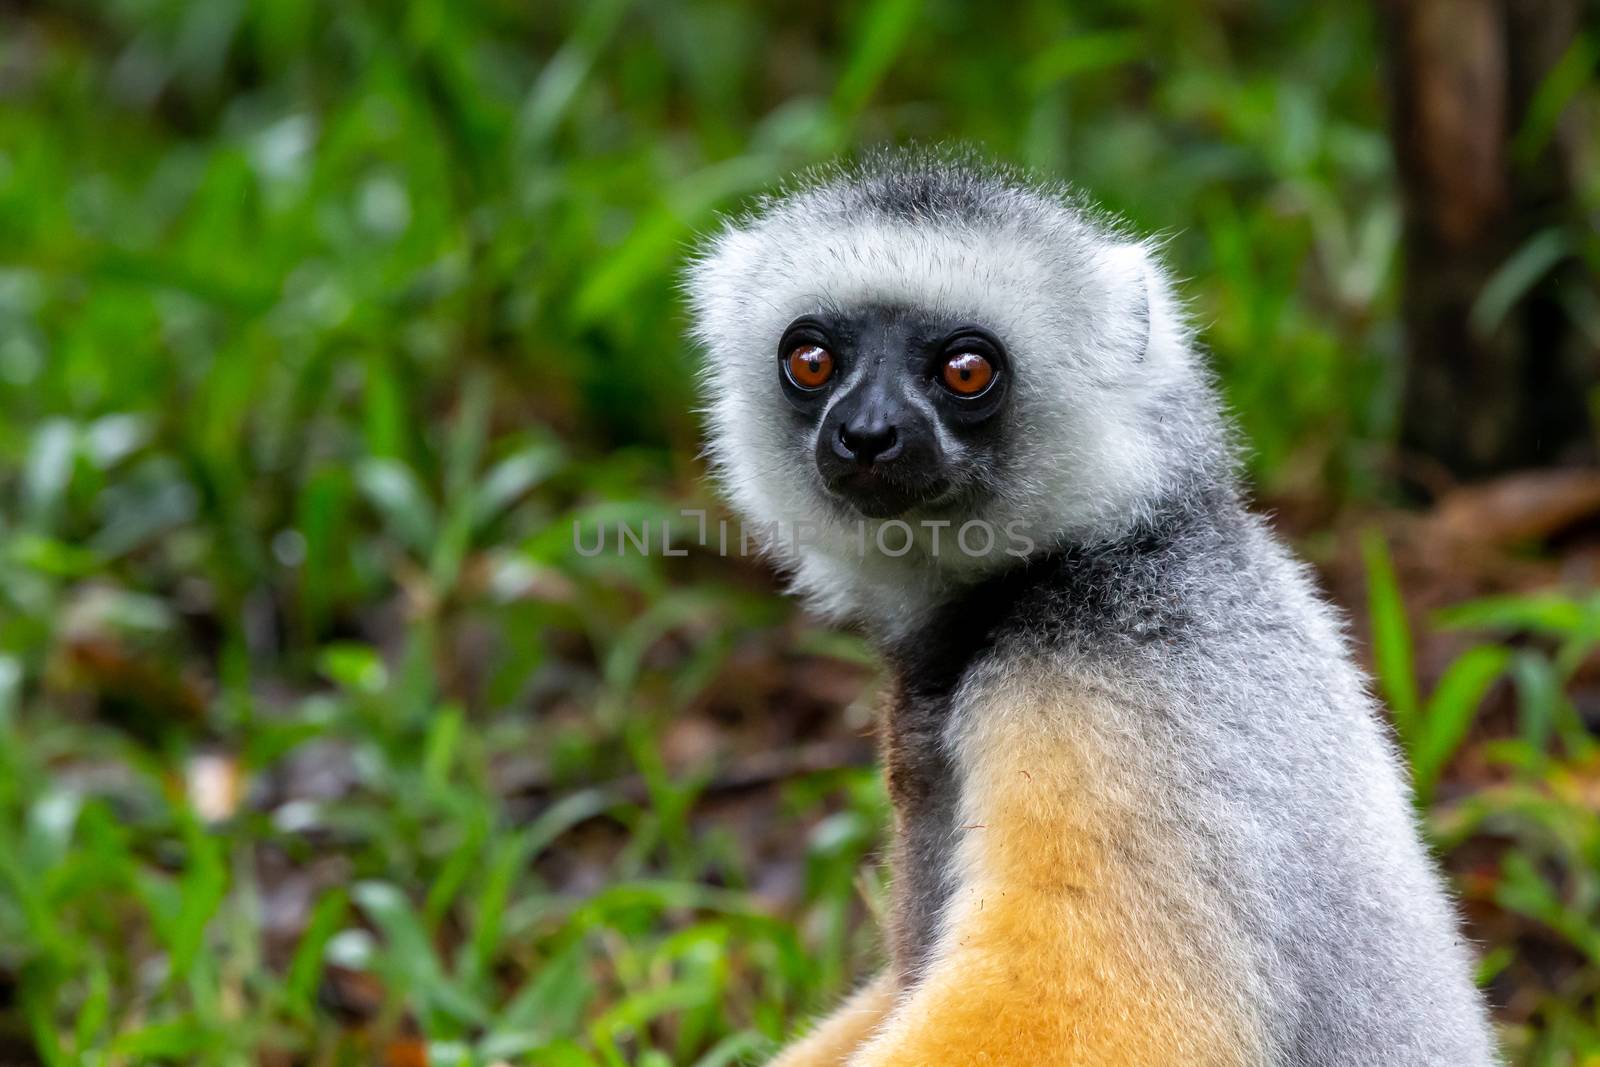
xmin=688 ymin=218 xmax=792 ymax=343
xmin=1080 ymin=241 xmax=1156 ymax=367
xmin=1098 ymin=240 xmax=1189 ymax=375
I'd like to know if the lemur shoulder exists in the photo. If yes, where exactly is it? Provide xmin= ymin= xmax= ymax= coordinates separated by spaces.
xmin=686 ymin=151 xmax=1498 ymax=1066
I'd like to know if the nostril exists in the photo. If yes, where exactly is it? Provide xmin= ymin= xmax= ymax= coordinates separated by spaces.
xmin=839 ymin=423 xmax=898 ymax=465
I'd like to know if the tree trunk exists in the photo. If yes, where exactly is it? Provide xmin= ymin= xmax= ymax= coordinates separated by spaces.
xmin=1380 ymin=0 xmax=1596 ymax=485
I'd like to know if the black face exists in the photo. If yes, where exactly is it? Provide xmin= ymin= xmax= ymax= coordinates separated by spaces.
xmin=777 ymin=307 xmax=1012 ymax=519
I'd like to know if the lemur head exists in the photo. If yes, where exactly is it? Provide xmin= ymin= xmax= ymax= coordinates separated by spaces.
xmin=687 ymin=150 xmax=1233 ymax=631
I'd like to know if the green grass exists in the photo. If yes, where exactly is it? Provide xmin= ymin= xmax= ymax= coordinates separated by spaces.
xmin=0 ymin=2 xmax=1597 ymax=1064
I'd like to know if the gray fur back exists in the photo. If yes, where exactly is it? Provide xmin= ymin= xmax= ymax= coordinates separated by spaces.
xmin=896 ymin=489 xmax=1499 ymax=1064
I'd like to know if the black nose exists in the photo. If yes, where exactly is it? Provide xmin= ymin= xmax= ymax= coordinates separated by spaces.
xmin=837 ymin=420 xmax=899 ymax=465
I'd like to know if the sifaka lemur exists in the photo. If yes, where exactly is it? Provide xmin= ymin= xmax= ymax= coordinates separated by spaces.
xmin=685 ymin=150 xmax=1498 ymax=1066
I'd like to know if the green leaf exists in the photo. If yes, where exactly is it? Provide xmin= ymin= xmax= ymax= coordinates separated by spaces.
xmin=1470 ymin=228 xmax=1570 ymax=339
xmin=7 ymin=534 xmax=102 ymax=577
xmin=833 ymin=0 xmax=924 ymax=119
xmin=473 ymin=444 xmax=564 ymax=530
xmin=529 ymin=1041 xmax=606 ymax=1067
xmin=22 ymin=418 xmax=77 ymax=530
xmin=422 ymin=703 xmax=465 ymax=793
xmin=1361 ymin=531 xmax=1418 ymax=744
xmin=590 ymin=980 xmax=710 ymax=1050
xmin=425 ymin=815 xmax=488 ymax=935
xmin=356 ymin=458 xmax=438 ymax=556
xmin=363 ymin=352 xmax=410 ymax=461
xmin=20 ymin=961 xmax=69 ymax=1067
xmin=1435 ymin=590 xmax=1597 ymax=639
xmin=690 ymin=1031 xmax=769 ymax=1067
xmin=485 ymin=942 xmax=595 ymax=1054
xmin=71 ymin=958 xmax=111 ymax=1060
xmin=515 ymin=0 xmax=632 ymax=152
xmin=1510 ymin=650 xmax=1562 ymax=759
xmin=1027 ymin=31 xmax=1145 ymax=89
xmin=355 ymin=880 xmax=490 ymax=1029
xmin=317 ymin=642 xmax=389 ymax=694
xmin=110 ymin=1019 xmax=222 ymax=1058
xmin=1513 ymin=33 xmax=1598 ymax=163
xmin=285 ymin=888 xmax=349 ymax=1021
xmin=1411 ymin=645 xmax=1509 ymax=804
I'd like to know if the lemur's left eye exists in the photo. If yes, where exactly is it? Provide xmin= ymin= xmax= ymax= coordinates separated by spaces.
xmin=786 ymin=345 xmax=835 ymax=389
xmin=941 ymin=352 xmax=994 ymax=397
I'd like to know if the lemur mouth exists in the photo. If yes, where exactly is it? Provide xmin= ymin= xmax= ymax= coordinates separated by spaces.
xmin=822 ymin=467 xmax=950 ymax=520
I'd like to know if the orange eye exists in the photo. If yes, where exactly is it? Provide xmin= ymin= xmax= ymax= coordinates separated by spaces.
xmin=941 ymin=352 xmax=994 ymax=396
xmin=786 ymin=345 xmax=835 ymax=389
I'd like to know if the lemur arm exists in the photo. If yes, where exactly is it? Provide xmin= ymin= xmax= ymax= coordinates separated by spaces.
xmin=847 ymin=695 xmax=1266 ymax=1067
xmin=767 ymin=973 xmax=896 ymax=1067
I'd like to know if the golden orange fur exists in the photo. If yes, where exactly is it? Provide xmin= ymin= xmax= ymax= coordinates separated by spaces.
xmin=773 ymin=679 xmax=1269 ymax=1066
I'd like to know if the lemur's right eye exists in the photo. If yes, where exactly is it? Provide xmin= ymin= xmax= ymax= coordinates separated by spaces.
xmin=785 ymin=345 xmax=835 ymax=389
xmin=940 ymin=352 xmax=994 ymax=397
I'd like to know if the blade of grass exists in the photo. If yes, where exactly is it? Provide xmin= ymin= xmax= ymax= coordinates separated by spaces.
xmin=1361 ymin=530 xmax=1419 ymax=746
xmin=1411 ymin=645 xmax=1509 ymax=804
xmin=284 ymin=888 xmax=349 ymax=1022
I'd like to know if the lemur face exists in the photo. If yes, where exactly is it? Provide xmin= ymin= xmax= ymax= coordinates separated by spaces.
xmin=688 ymin=154 xmax=1215 ymax=622
xmin=775 ymin=306 xmax=1011 ymax=519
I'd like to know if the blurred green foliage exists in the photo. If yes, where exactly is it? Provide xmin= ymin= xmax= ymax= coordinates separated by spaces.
xmin=0 ymin=1 xmax=1595 ymax=1064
